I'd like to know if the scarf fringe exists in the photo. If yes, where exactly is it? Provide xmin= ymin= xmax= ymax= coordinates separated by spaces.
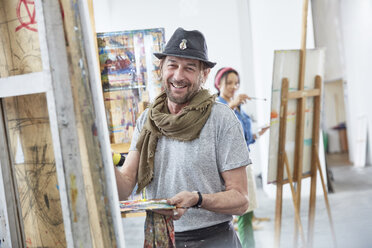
xmin=137 ymin=172 xmax=153 ymax=194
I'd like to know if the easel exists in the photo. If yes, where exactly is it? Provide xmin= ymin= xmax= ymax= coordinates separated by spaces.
xmin=274 ymin=1 xmax=337 ymax=247
xmin=0 ymin=0 xmax=125 ymax=246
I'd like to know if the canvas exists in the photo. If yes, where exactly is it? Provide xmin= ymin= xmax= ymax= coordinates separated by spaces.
xmin=268 ymin=49 xmax=325 ymax=183
xmin=97 ymin=28 xmax=165 ymax=145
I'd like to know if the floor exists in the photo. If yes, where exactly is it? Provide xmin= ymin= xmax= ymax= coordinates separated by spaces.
xmin=121 ymin=153 xmax=372 ymax=248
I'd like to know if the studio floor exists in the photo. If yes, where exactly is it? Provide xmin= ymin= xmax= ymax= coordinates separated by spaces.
xmin=121 ymin=153 xmax=372 ymax=248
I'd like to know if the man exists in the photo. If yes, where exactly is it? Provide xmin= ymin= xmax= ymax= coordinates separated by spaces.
xmin=115 ymin=27 xmax=251 ymax=248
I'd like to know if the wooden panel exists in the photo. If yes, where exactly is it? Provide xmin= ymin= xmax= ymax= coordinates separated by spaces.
xmin=0 ymin=1 xmax=13 ymax=78
xmin=0 ymin=0 xmax=41 ymax=77
xmin=79 ymin=0 xmax=126 ymax=244
xmin=0 ymin=72 xmax=48 ymax=98
xmin=3 ymin=94 xmax=66 ymax=247
xmin=0 ymin=100 xmax=24 ymax=248
xmin=61 ymin=0 xmax=116 ymax=243
xmin=36 ymin=0 xmax=95 ymax=246
xmin=1 ymin=0 xmax=121 ymax=246
xmin=0 ymin=0 xmax=66 ymax=247
xmin=41 ymin=0 xmax=116 ymax=246
xmin=111 ymin=143 xmax=131 ymax=154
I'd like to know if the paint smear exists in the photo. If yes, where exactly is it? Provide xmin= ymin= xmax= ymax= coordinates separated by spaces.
xmin=304 ymin=138 xmax=312 ymax=146
xmin=70 ymin=174 xmax=78 ymax=222
xmin=271 ymin=110 xmax=278 ymax=119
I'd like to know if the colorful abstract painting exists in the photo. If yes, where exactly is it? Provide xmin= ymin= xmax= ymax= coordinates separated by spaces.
xmin=268 ymin=49 xmax=325 ymax=183
xmin=97 ymin=28 xmax=165 ymax=145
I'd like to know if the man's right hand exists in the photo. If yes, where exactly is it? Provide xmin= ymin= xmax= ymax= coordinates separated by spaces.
xmin=152 ymin=191 xmax=200 ymax=220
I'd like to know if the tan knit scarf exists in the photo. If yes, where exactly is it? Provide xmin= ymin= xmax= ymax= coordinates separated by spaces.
xmin=135 ymin=89 xmax=216 ymax=193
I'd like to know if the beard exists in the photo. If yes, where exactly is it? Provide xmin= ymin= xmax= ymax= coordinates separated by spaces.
xmin=164 ymin=77 xmax=202 ymax=104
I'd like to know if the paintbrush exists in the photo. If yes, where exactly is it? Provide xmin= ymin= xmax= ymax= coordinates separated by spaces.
xmin=177 ymin=206 xmax=190 ymax=209
xmin=250 ymin=97 xmax=267 ymax=101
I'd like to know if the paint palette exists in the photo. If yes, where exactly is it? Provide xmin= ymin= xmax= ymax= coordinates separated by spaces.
xmin=120 ymin=199 xmax=176 ymax=213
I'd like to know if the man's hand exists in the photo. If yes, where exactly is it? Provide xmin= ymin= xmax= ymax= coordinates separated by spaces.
xmin=167 ymin=191 xmax=199 ymax=209
xmin=153 ymin=191 xmax=199 ymax=220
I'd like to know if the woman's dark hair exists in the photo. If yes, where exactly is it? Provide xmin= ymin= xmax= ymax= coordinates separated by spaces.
xmin=214 ymin=67 xmax=239 ymax=95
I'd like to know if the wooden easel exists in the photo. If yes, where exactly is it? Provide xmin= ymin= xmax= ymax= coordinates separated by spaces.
xmin=0 ymin=0 xmax=125 ymax=246
xmin=273 ymin=1 xmax=337 ymax=247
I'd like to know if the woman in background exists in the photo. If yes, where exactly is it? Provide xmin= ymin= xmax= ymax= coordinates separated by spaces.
xmin=214 ymin=67 xmax=269 ymax=248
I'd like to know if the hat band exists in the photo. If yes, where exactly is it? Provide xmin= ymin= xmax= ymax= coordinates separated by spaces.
xmin=163 ymin=47 xmax=208 ymax=60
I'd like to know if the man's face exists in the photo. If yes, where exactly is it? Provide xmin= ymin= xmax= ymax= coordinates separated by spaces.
xmin=162 ymin=56 xmax=208 ymax=105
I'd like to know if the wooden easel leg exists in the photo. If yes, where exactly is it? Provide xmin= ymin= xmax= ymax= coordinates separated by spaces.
xmin=274 ymin=78 xmax=290 ymax=248
xmin=274 ymin=182 xmax=283 ymax=248
xmin=316 ymin=149 xmax=338 ymax=248
xmin=294 ymin=0 xmax=310 ymax=245
xmin=284 ymin=153 xmax=306 ymax=245
xmin=308 ymin=75 xmax=322 ymax=247
xmin=308 ymin=165 xmax=317 ymax=248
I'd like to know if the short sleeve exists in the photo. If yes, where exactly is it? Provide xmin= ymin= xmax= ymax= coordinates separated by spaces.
xmin=216 ymin=112 xmax=251 ymax=172
xmin=129 ymin=109 xmax=149 ymax=151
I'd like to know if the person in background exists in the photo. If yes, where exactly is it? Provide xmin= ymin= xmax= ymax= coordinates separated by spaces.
xmin=214 ymin=67 xmax=269 ymax=248
xmin=115 ymin=28 xmax=251 ymax=248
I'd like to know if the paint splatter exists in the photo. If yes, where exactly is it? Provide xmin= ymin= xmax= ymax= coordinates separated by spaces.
xmin=271 ymin=110 xmax=278 ymax=119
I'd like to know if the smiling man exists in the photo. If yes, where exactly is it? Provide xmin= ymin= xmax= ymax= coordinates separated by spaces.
xmin=115 ymin=27 xmax=251 ymax=248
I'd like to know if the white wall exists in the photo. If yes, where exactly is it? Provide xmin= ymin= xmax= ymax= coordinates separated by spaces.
xmin=312 ymin=0 xmax=345 ymax=82
xmin=340 ymin=0 xmax=372 ymax=165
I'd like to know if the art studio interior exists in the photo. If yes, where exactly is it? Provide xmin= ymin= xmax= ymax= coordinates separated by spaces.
xmin=0 ymin=0 xmax=371 ymax=247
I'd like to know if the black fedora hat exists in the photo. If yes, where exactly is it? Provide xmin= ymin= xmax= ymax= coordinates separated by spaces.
xmin=154 ymin=27 xmax=216 ymax=68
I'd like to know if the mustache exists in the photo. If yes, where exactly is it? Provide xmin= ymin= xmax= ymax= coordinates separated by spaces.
xmin=168 ymin=78 xmax=190 ymax=87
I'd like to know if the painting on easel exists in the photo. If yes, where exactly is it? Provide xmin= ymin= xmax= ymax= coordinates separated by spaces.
xmin=268 ymin=49 xmax=325 ymax=183
xmin=97 ymin=28 xmax=165 ymax=145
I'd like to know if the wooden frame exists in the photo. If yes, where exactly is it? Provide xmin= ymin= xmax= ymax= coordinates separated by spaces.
xmin=0 ymin=0 xmax=125 ymax=246
xmin=0 ymin=101 xmax=25 ymax=247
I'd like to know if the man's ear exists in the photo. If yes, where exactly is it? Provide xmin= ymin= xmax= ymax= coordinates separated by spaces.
xmin=203 ymin=68 xmax=211 ymax=81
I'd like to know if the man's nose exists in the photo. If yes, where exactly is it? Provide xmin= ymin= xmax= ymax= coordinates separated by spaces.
xmin=173 ymin=68 xmax=186 ymax=81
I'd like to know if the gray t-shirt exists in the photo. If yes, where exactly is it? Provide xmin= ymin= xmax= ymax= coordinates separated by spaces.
xmin=129 ymin=101 xmax=251 ymax=232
